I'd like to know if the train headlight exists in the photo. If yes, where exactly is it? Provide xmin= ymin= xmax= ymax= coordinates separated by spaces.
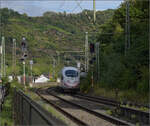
xmin=57 ymin=78 xmax=60 ymax=83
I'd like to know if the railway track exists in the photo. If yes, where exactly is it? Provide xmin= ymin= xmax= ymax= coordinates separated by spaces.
xmin=73 ymin=93 xmax=117 ymax=106
xmin=36 ymin=88 xmax=88 ymax=126
xmin=55 ymin=86 xmax=149 ymax=121
xmin=76 ymin=92 xmax=149 ymax=108
xmin=71 ymin=93 xmax=149 ymax=125
xmin=46 ymin=87 xmax=134 ymax=126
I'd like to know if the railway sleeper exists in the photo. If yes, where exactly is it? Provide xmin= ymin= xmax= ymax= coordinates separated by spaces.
xmin=47 ymin=91 xmax=134 ymax=126
xmin=117 ymin=107 xmax=149 ymax=125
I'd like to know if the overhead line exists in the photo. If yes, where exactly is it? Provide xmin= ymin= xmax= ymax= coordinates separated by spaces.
xmin=75 ymin=0 xmax=84 ymax=11
xmin=58 ymin=0 xmax=66 ymax=11
xmin=74 ymin=0 xmax=92 ymax=23
xmin=71 ymin=0 xmax=83 ymax=13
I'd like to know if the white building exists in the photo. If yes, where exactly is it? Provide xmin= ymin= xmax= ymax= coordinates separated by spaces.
xmin=34 ymin=75 xmax=49 ymax=83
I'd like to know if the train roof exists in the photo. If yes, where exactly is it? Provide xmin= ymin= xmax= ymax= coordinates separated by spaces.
xmin=62 ymin=66 xmax=78 ymax=71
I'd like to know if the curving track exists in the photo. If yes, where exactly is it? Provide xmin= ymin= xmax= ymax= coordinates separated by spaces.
xmin=71 ymin=92 xmax=149 ymax=125
xmin=36 ymin=88 xmax=88 ymax=126
xmin=46 ymin=87 xmax=134 ymax=126
xmin=76 ymin=92 xmax=149 ymax=109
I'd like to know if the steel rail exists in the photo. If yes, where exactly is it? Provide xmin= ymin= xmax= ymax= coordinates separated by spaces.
xmin=73 ymin=94 xmax=117 ymax=106
xmin=74 ymin=93 xmax=149 ymax=118
xmin=77 ymin=93 xmax=119 ymax=103
xmin=36 ymin=89 xmax=88 ymax=126
xmin=77 ymin=93 xmax=149 ymax=108
xmin=47 ymin=89 xmax=134 ymax=126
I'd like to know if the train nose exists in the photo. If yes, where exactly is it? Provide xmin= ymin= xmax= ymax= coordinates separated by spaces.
xmin=67 ymin=79 xmax=74 ymax=83
xmin=67 ymin=79 xmax=78 ymax=84
xmin=64 ymin=79 xmax=79 ymax=87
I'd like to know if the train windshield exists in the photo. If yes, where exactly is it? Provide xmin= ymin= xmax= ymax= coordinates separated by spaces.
xmin=65 ymin=70 xmax=78 ymax=77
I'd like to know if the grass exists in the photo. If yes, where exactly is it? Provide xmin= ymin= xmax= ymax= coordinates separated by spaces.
xmin=93 ymin=86 xmax=116 ymax=99
xmin=46 ymin=24 xmax=71 ymax=35
xmin=25 ymin=86 xmax=68 ymax=125
xmin=40 ymin=102 xmax=67 ymax=124
xmin=0 ymin=82 xmax=67 ymax=125
xmin=106 ymin=109 xmax=113 ymax=115
xmin=119 ymin=90 xmax=149 ymax=104
xmin=81 ymin=83 xmax=149 ymax=105
xmin=0 ymin=81 xmax=24 ymax=126
xmin=0 ymin=86 xmax=14 ymax=126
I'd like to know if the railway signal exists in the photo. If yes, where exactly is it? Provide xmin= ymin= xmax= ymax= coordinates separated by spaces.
xmin=89 ymin=43 xmax=95 ymax=53
xmin=20 ymin=37 xmax=28 ymax=61
xmin=89 ymin=60 xmax=93 ymax=64
xmin=20 ymin=53 xmax=28 ymax=61
xmin=77 ymin=62 xmax=81 ymax=68
xmin=21 ymin=37 xmax=27 ymax=51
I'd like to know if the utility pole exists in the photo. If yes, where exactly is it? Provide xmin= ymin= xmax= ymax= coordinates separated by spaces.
xmin=23 ymin=61 xmax=26 ymax=86
xmin=3 ymin=37 xmax=6 ymax=77
xmin=125 ymin=0 xmax=130 ymax=56
xmin=12 ymin=39 xmax=16 ymax=79
xmin=96 ymin=42 xmax=100 ymax=82
xmin=52 ymin=57 xmax=56 ymax=79
xmin=1 ymin=37 xmax=6 ymax=78
xmin=1 ymin=39 xmax=3 ymax=78
xmin=30 ymin=60 xmax=33 ymax=83
xmin=85 ymin=32 xmax=89 ymax=72
xmin=56 ymin=51 xmax=60 ymax=65
xmin=93 ymin=0 xmax=96 ymax=23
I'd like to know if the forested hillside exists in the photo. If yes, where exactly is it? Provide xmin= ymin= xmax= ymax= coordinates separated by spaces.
xmin=90 ymin=0 xmax=148 ymax=100
xmin=0 ymin=8 xmax=114 ymax=75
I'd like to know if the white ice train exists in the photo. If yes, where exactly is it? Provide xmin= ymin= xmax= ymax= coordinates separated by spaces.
xmin=57 ymin=67 xmax=80 ymax=92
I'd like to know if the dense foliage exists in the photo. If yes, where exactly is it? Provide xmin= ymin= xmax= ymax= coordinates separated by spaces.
xmin=95 ymin=0 xmax=149 ymax=94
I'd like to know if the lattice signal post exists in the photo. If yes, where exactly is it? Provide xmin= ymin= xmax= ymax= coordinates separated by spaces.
xmin=85 ymin=32 xmax=89 ymax=72
xmin=96 ymin=42 xmax=100 ymax=82
xmin=1 ymin=37 xmax=6 ymax=78
xmin=12 ymin=39 xmax=16 ymax=78
xmin=125 ymin=0 xmax=130 ymax=56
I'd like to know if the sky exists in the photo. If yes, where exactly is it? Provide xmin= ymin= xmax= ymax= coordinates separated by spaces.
xmin=1 ymin=0 xmax=124 ymax=17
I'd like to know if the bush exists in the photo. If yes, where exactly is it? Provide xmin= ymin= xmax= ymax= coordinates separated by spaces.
xmin=80 ymin=72 xmax=92 ymax=93
xmin=11 ymin=80 xmax=24 ymax=91
xmin=137 ymin=66 xmax=149 ymax=94
xmin=1 ymin=77 xmax=9 ymax=85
